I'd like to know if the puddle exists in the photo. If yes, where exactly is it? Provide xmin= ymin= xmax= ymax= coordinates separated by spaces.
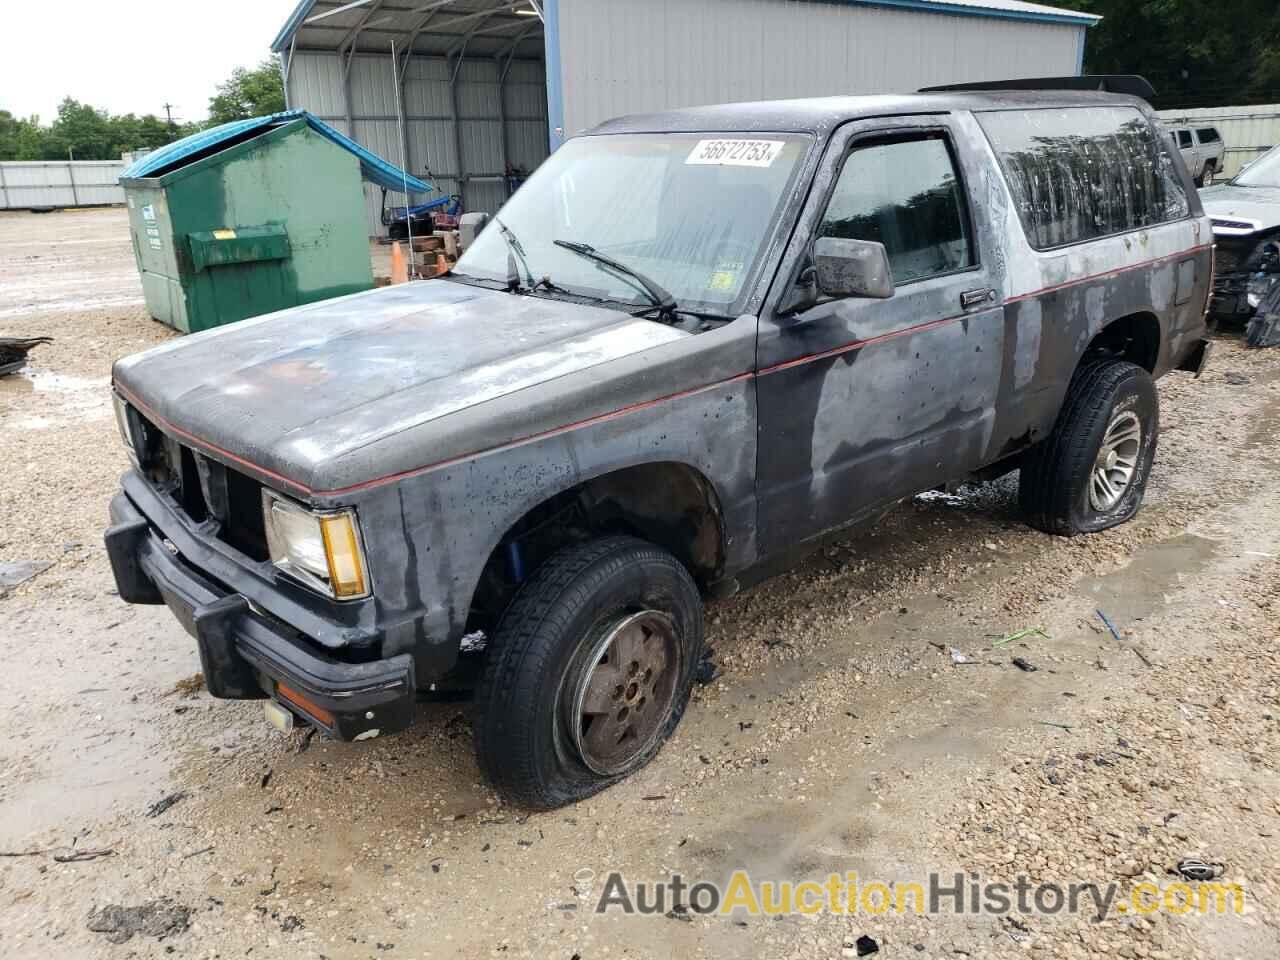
xmin=1077 ymin=533 xmax=1218 ymax=625
xmin=0 ymin=367 xmax=112 ymax=428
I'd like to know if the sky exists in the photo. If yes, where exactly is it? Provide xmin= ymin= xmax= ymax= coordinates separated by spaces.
xmin=0 ymin=0 xmax=298 ymax=124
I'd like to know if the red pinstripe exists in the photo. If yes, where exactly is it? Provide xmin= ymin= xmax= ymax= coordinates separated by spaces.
xmin=116 ymin=242 xmax=1210 ymax=498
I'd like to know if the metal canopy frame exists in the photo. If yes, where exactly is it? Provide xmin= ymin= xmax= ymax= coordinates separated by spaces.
xmin=275 ymin=0 xmax=550 ymax=223
xmin=274 ymin=0 xmax=546 ymax=60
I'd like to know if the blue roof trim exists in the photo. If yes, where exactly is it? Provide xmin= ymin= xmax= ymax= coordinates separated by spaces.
xmin=833 ymin=0 xmax=1099 ymax=27
xmin=120 ymin=111 xmax=431 ymax=194
xmin=272 ymin=0 xmax=318 ymax=53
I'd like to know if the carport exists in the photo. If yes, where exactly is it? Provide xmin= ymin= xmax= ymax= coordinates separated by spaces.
xmin=272 ymin=0 xmax=1100 ymax=236
xmin=272 ymin=1 xmax=550 ymax=233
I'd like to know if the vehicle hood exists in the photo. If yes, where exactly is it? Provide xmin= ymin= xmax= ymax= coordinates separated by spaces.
xmin=114 ymin=280 xmax=686 ymax=494
xmin=1200 ymin=184 xmax=1280 ymax=232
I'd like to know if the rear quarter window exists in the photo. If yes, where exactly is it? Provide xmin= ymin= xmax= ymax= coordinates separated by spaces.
xmin=1196 ymin=128 xmax=1221 ymax=144
xmin=977 ymin=107 xmax=1190 ymax=250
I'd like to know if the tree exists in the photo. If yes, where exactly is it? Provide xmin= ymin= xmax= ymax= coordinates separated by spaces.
xmin=47 ymin=98 xmax=114 ymax=160
xmin=0 ymin=101 xmax=199 ymax=161
xmin=207 ymin=59 xmax=286 ymax=126
xmin=1057 ymin=0 xmax=1280 ymax=109
xmin=0 ymin=110 xmax=43 ymax=161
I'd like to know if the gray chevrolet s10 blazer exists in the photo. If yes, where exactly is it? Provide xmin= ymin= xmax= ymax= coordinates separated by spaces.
xmin=106 ymin=80 xmax=1213 ymax=808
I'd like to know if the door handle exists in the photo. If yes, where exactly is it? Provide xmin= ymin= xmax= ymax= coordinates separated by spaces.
xmin=961 ymin=288 xmax=997 ymax=309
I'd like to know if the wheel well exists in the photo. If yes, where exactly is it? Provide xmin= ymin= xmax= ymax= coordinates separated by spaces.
xmin=1084 ymin=312 xmax=1160 ymax=373
xmin=465 ymin=462 xmax=725 ymax=635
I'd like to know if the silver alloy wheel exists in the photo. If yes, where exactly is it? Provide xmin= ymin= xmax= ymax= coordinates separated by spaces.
xmin=566 ymin=611 xmax=680 ymax=776
xmin=1090 ymin=410 xmax=1142 ymax=511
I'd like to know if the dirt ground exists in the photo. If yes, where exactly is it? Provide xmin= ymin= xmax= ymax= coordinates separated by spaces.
xmin=1 ymin=207 xmax=1278 ymax=959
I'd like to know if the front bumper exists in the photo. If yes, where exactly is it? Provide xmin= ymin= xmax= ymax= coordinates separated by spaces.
xmin=106 ymin=492 xmax=415 ymax=740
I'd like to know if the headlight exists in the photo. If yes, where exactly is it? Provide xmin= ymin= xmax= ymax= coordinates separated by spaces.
xmin=262 ymin=491 xmax=369 ymax=600
xmin=112 ymin=392 xmax=139 ymax=466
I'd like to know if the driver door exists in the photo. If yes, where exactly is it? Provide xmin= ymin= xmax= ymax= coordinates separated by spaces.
xmin=755 ymin=116 xmax=1004 ymax=552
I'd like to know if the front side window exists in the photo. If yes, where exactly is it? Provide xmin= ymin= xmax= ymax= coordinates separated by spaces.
xmin=1177 ymin=129 xmax=1193 ymax=148
xmin=1196 ymin=128 xmax=1220 ymax=144
xmin=817 ymin=136 xmax=975 ymax=285
xmin=977 ymin=106 xmax=1190 ymax=250
xmin=452 ymin=133 xmax=809 ymax=316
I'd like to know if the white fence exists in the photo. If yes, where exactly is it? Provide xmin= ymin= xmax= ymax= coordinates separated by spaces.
xmin=1156 ymin=104 xmax=1280 ymax=179
xmin=0 ymin=161 xmax=126 ymax=210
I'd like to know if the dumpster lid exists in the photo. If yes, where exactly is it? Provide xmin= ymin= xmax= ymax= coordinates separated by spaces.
xmin=120 ymin=110 xmax=431 ymax=194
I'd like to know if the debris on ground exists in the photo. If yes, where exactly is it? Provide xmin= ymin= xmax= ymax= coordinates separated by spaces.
xmin=694 ymin=649 xmax=719 ymax=684
xmin=0 ymin=560 xmax=52 ymax=597
xmin=851 ymin=934 xmax=880 ymax=956
xmin=949 ymin=647 xmax=972 ymax=665
xmin=1175 ymin=858 xmax=1224 ymax=881
xmin=167 ymin=673 xmax=205 ymax=698
xmin=145 ymin=791 xmax=188 ymax=818
xmin=53 ymin=847 xmax=113 ymax=863
xmin=0 ymin=335 xmax=52 ymax=376
xmin=991 ymin=626 xmax=1050 ymax=647
xmin=1011 ymin=656 xmax=1038 ymax=672
xmin=86 ymin=898 xmax=191 ymax=944
xmin=1095 ymin=609 xmax=1123 ymax=642
xmin=1222 ymin=370 xmax=1252 ymax=384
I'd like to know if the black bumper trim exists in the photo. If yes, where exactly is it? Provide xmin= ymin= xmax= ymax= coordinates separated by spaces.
xmin=106 ymin=492 xmax=415 ymax=740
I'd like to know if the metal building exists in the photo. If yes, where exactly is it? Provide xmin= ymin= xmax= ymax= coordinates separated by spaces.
xmin=272 ymin=0 xmax=1099 ymax=234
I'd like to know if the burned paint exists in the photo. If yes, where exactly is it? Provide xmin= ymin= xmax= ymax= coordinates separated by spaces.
xmin=105 ymin=88 xmax=1212 ymax=738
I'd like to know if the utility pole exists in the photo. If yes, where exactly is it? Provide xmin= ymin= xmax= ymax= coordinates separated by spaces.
xmin=163 ymin=102 xmax=176 ymax=131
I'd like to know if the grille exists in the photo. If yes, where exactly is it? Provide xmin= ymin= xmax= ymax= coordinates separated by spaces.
xmin=134 ymin=413 xmax=269 ymax=562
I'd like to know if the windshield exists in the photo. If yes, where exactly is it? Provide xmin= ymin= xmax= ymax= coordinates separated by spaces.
xmin=1232 ymin=146 xmax=1280 ymax=187
xmin=453 ymin=133 xmax=810 ymax=315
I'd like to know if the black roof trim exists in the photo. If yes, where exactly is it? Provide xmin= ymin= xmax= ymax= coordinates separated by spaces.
xmin=920 ymin=75 xmax=1157 ymax=102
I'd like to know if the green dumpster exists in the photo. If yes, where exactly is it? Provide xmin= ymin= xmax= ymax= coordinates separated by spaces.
xmin=119 ymin=113 xmax=429 ymax=333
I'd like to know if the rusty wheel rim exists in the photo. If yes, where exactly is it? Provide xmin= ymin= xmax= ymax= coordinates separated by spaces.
xmin=567 ymin=611 xmax=680 ymax=776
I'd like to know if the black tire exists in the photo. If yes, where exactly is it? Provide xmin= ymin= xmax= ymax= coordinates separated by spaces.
xmin=1019 ymin=360 xmax=1159 ymax=536
xmin=472 ymin=536 xmax=703 ymax=810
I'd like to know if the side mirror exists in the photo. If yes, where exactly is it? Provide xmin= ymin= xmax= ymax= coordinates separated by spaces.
xmin=813 ymin=236 xmax=894 ymax=300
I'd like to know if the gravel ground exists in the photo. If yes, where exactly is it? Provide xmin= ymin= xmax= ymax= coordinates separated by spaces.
xmin=1 ymin=208 xmax=1278 ymax=959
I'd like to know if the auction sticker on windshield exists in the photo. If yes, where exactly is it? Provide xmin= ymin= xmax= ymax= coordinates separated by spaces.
xmin=687 ymin=139 xmax=785 ymax=167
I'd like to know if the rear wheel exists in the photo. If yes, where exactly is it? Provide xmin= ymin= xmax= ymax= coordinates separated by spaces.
xmin=472 ymin=536 xmax=703 ymax=809
xmin=1019 ymin=360 xmax=1159 ymax=536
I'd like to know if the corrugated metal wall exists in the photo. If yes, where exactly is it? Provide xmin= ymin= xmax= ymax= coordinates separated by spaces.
xmin=1156 ymin=104 xmax=1280 ymax=179
xmin=0 ymin=161 xmax=125 ymax=210
xmin=555 ymin=0 xmax=1084 ymax=139
xmin=286 ymin=51 xmax=548 ymax=235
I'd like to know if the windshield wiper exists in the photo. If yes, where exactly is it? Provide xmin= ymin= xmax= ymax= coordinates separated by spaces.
xmin=495 ymin=218 xmax=535 ymax=292
xmin=553 ymin=239 xmax=677 ymax=320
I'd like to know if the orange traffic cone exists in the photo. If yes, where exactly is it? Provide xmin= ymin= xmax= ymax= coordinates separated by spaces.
xmin=390 ymin=241 xmax=408 ymax=284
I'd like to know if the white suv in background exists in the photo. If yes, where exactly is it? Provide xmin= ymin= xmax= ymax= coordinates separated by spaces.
xmin=1165 ymin=125 xmax=1226 ymax=185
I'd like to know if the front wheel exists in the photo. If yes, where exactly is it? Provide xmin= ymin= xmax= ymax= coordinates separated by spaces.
xmin=1019 ymin=360 xmax=1159 ymax=536
xmin=472 ymin=536 xmax=703 ymax=809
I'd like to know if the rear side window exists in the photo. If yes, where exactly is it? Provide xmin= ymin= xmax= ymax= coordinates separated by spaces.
xmin=1196 ymin=128 xmax=1220 ymax=144
xmin=977 ymin=107 xmax=1189 ymax=250
xmin=1177 ymin=129 xmax=1193 ymax=148
xmin=818 ymin=135 xmax=975 ymax=284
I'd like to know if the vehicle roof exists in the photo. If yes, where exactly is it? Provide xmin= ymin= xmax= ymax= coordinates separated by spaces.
xmin=587 ymin=90 xmax=1151 ymax=139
